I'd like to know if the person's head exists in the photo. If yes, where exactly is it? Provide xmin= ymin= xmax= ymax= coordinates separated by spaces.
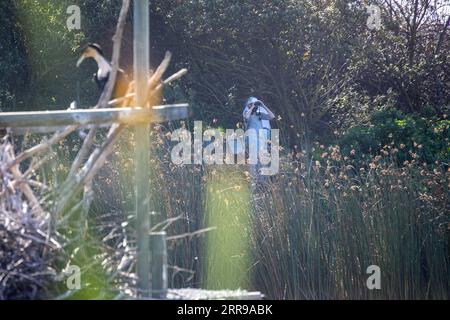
xmin=245 ymin=96 xmax=260 ymax=108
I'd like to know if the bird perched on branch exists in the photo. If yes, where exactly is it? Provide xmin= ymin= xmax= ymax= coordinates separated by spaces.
xmin=76 ymin=43 xmax=129 ymax=102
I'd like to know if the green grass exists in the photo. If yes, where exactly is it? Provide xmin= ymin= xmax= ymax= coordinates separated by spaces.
xmin=148 ymin=146 xmax=449 ymax=299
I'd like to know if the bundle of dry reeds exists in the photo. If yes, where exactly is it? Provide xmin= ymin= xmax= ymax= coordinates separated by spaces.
xmin=0 ymin=136 xmax=62 ymax=299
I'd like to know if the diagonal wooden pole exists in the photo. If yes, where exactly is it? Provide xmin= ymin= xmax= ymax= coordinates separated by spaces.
xmin=134 ymin=0 xmax=151 ymax=298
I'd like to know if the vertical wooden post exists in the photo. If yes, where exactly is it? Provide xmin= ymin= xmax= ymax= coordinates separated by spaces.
xmin=134 ymin=0 xmax=151 ymax=298
xmin=150 ymin=232 xmax=168 ymax=299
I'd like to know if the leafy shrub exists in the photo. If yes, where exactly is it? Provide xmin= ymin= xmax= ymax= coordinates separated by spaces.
xmin=337 ymin=108 xmax=450 ymax=165
xmin=0 ymin=0 xmax=29 ymax=112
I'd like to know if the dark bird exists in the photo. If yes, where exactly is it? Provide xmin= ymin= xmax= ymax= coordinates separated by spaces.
xmin=76 ymin=43 xmax=129 ymax=101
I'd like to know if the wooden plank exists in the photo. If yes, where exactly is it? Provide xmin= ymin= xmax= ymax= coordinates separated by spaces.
xmin=9 ymin=124 xmax=112 ymax=135
xmin=0 ymin=104 xmax=188 ymax=130
xmin=152 ymin=104 xmax=190 ymax=123
xmin=134 ymin=0 xmax=151 ymax=299
xmin=166 ymin=289 xmax=264 ymax=300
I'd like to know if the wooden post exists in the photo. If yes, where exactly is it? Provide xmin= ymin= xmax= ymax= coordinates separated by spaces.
xmin=150 ymin=232 xmax=168 ymax=299
xmin=134 ymin=0 xmax=151 ymax=298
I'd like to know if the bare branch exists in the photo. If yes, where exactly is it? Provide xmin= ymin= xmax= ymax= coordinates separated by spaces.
xmin=5 ymin=144 xmax=45 ymax=217
xmin=167 ymin=227 xmax=217 ymax=241
xmin=97 ymin=0 xmax=131 ymax=108
xmin=7 ymin=125 xmax=78 ymax=169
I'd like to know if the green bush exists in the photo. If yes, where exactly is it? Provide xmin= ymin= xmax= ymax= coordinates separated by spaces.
xmin=0 ymin=0 xmax=29 ymax=111
xmin=338 ymin=108 xmax=450 ymax=165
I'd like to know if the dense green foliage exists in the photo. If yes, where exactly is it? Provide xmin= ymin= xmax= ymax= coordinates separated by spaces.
xmin=0 ymin=0 xmax=29 ymax=111
xmin=2 ymin=1 xmax=449 ymax=142
xmin=150 ymin=0 xmax=450 ymax=147
xmin=337 ymin=108 xmax=450 ymax=165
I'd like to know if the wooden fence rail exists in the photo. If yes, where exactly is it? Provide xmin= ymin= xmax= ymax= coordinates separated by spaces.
xmin=0 ymin=104 xmax=188 ymax=130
